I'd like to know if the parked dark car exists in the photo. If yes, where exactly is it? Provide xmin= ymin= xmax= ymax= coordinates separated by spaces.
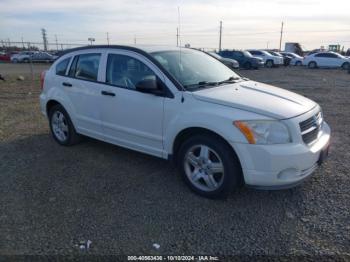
xmin=218 ymin=50 xmax=264 ymax=69
xmin=30 ymin=52 xmax=57 ymax=63
xmin=208 ymin=52 xmax=239 ymax=69
xmin=267 ymin=51 xmax=292 ymax=66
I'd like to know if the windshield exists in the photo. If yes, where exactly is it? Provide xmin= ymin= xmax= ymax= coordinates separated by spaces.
xmin=209 ymin=52 xmax=222 ymax=59
xmin=270 ymin=51 xmax=282 ymax=57
xmin=151 ymin=49 xmax=240 ymax=89
xmin=243 ymin=51 xmax=253 ymax=57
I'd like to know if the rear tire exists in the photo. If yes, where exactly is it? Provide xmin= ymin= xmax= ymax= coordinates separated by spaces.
xmin=49 ymin=104 xmax=81 ymax=146
xmin=177 ymin=134 xmax=242 ymax=199
xmin=308 ymin=61 xmax=317 ymax=69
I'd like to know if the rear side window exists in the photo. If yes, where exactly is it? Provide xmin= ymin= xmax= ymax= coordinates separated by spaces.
xmin=56 ymin=58 xmax=71 ymax=76
xmin=69 ymin=53 xmax=101 ymax=81
xmin=106 ymin=54 xmax=157 ymax=90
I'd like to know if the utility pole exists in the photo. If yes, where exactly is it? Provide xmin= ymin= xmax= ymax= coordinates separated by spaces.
xmin=279 ymin=21 xmax=284 ymax=51
xmin=55 ymin=34 xmax=58 ymax=51
xmin=176 ymin=27 xmax=179 ymax=47
xmin=107 ymin=32 xmax=110 ymax=45
xmin=21 ymin=36 xmax=25 ymax=49
xmin=88 ymin=37 xmax=95 ymax=45
xmin=41 ymin=28 xmax=48 ymax=51
xmin=219 ymin=21 xmax=222 ymax=51
xmin=134 ymin=35 xmax=136 ymax=45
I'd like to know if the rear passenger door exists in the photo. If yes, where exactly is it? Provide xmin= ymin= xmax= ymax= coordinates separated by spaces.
xmin=99 ymin=50 xmax=166 ymax=157
xmin=63 ymin=50 xmax=105 ymax=138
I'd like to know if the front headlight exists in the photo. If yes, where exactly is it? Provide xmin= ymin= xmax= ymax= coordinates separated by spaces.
xmin=234 ymin=120 xmax=291 ymax=144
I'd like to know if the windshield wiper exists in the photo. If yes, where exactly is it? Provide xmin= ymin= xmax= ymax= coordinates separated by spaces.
xmin=217 ymin=76 xmax=241 ymax=85
xmin=184 ymin=81 xmax=219 ymax=89
xmin=184 ymin=76 xmax=245 ymax=90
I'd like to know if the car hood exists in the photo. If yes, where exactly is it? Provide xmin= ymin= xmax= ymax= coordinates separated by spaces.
xmin=192 ymin=80 xmax=317 ymax=119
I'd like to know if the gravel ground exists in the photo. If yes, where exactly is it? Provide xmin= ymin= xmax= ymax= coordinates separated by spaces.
xmin=0 ymin=64 xmax=349 ymax=259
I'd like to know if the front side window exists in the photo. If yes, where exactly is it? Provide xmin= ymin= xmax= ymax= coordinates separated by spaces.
xmin=327 ymin=53 xmax=338 ymax=58
xmin=56 ymin=57 xmax=71 ymax=76
xmin=151 ymin=49 xmax=240 ymax=89
xmin=106 ymin=54 xmax=157 ymax=90
xmin=69 ymin=53 xmax=101 ymax=81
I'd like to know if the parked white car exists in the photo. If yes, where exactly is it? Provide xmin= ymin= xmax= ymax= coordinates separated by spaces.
xmin=281 ymin=52 xmax=304 ymax=66
xmin=11 ymin=51 xmax=35 ymax=63
xmin=303 ymin=51 xmax=350 ymax=69
xmin=40 ymin=45 xmax=331 ymax=198
xmin=246 ymin=49 xmax=284 ymax=67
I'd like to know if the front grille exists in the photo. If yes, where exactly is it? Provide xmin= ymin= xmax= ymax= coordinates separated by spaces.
xmin=299 ymin=111 xmax=322 ymax=144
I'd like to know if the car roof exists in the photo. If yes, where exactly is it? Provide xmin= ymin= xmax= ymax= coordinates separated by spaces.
xmin=60 ymin=44 xmax=182 ymax=56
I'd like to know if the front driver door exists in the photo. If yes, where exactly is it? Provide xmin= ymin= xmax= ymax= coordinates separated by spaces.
xmin=99 ymin=50 xmax=166 ymax=157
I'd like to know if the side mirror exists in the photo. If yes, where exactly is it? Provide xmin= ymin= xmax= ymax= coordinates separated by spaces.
xmin=135 ymin=78 xmax=164 ymax=96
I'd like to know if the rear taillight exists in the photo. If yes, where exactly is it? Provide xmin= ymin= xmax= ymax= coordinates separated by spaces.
xmin=40 ymin=71 xmax=46 ymax=90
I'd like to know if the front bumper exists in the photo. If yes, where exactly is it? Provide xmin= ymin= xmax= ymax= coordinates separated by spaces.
xmin=230 ymin=121 xmax=331 ymax=189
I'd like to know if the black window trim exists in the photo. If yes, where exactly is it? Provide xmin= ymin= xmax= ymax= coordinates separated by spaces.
xmin=55 ymin=57 xmax=72 ymax=76
xmin=68 ymin=53 xmax=101 ymax=82
xmin=57 ymin=45 xmax=183 ymax=92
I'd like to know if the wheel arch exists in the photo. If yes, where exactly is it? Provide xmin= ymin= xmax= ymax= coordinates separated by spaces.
xmin=172 ymin=127 xmax=241 ymax=165
xmin=172 ymin=127 xmax=244 ymax=185
xmin=45 ymin=99 xmax=78 ymax=129
xmin=46 ymin=99 xmax=61 ymax=116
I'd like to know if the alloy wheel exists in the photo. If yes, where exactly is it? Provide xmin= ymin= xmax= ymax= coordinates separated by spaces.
xmin=184 ymin=144 xmax=225 ymax=192
xmin=51 ymin=111 xmax=69 ymax=142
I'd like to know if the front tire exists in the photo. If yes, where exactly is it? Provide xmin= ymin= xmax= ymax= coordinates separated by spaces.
xmin=295 ymin=61 xmax=302 ymax=66
xmin=308 ymin=61 xmax=317 ymax=69
xmin=177 ymin=134 xmax=242 ymax=198
xmin=49 ymin=104 xmax=81 ymax=146
xmin=265 ymin=60 xmax=274 ymax=68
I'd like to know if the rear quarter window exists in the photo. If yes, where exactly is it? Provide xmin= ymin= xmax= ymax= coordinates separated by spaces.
xmin=55 ymin=58 xmax=71 ymax=76
xmin=69 ymin=53 xmax=101 ymax=81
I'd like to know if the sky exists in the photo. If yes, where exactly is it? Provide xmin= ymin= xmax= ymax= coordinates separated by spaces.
xmin=1 ymin=0 xmax=350 ymax=51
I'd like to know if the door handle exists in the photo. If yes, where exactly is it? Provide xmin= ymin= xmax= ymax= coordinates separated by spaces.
xmin=101 ymin=90 xmax=115 ymax=96
xmin=62 ymin=82 xmax=72 ymax=87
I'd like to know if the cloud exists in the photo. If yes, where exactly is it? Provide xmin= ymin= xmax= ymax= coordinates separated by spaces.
xmin=0 ymin=0 xmax=349 ymax=49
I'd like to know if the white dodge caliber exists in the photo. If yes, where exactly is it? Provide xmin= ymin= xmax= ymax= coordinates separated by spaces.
xmin=40 ymin=45 xmax=331 ymax=198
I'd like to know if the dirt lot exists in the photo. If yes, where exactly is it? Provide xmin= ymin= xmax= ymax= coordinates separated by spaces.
xmin=0 ymin=63 xmax=349 ymax=258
